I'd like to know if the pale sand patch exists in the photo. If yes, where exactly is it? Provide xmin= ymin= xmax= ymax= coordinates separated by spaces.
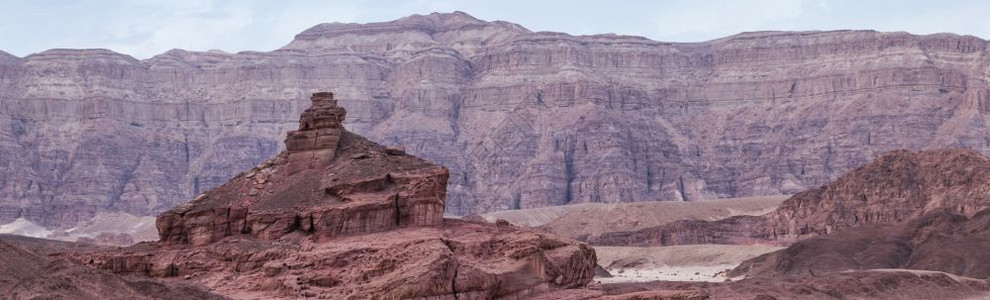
xmin=0 ymin=218 xmax=52 ymax=238
xmin=0 ymin=212 xmax=158 ymax=245
xmin=594 ymin=245 xmax=784 ymax=283
xmin=599 ymin=265 xmax=740 ymax=283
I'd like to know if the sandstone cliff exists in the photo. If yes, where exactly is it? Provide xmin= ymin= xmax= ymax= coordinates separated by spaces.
xmin=4 ymin=12 xmax=990 ymax=227
xmin=74 ymin=92 xmax=597 ymax=299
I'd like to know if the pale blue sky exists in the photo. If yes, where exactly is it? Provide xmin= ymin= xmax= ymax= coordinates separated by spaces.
xmin=1 ymin=0 xmax=987 ymax=59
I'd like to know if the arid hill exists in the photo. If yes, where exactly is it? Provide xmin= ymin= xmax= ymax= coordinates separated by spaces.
xmin=72 ymin=92 xmax=597 ymax=299
xmin=594 ymin=149 xmax=990 ymax=246
xmin=4 ymin=12 xmax=990 ymax=228
xmin=0 ymin=238 xmax=223 ymax=300
xmin=733 ymin=210 xmax=990 ymax=279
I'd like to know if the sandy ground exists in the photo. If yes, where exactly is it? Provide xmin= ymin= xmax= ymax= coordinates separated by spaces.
xmin=594 ymin=245 xmax=784 ymax=283
xmin=480 ymin=195 xmax=789 ymax=241
xmin=0 ymin=212 xmax=157 ymax=245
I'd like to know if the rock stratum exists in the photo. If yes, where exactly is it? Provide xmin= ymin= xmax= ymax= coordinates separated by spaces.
xmin=4 ymin=12 xmax=990 ymax=227
xmin=72 ymin=92 xmax=597 ymax=299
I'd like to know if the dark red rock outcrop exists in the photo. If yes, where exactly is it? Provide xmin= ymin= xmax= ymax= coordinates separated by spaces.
xmin=156 ymin=92 xmax=448 ymax=246
xmin=732 ymin=210 xmax=990 ymax=279
xmin=73 ymin=92 xmax=597 ymax=299
xmin=0 ymin=239 xmax=223 ymax=300
xmin=765 ymin=149 xmax=990 ymax=238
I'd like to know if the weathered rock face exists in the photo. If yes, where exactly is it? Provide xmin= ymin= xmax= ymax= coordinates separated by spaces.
xmin=0 ymin=239 xmax=224 ymax=300
xmin=75 ymin=92 xmax=597 ymax=299
xmin=594 ymin=149 xmax=990 ymax=246
xmin=5 ymin=12 xmax=990 ymax=227
xmin=766 ymin=149 xmax=990 ymax=238
xmin=156 ymin=92 xmax=448 ymax=246
xmin=79 ymin=220 xmax=597 ymax=299
xmin=733 ymin=210 xmax=990 ymax=279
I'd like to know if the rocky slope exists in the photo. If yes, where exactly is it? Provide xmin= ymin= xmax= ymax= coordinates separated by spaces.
xmin=765 ymin=149 xmax=990 ymax=238
xmin=72 ymin=92 xmax=597 ymax=299
xmin=4 ymin=12 xmax=990 ymax=227
xmin=594 ymin=149 xmax=990 ymax=246
xmin=732 ymin=210 xmax=990 ymax=279
xmin=573 ymin=270 xmax=990 ymax=300
xmin=0 ymin=238 xmax=223 ymax=300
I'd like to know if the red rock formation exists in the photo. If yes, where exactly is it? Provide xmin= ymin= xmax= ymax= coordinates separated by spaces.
xmin=283 ymin=92 xmax=346 ymax=174
xmin=734 ymin=210 xmax=990 ymax=279
xmin=156 ymin=92 xmax=448 ymax=246
xmin=766 ymin=149 xmax=990 ymax=238
xmin=594 ymin=149 xmax=990 ymax=246
xmin=73 ymin=92 xmax=597 ymax=299
xmin=0 ymin=239 xmax=222 ymax=300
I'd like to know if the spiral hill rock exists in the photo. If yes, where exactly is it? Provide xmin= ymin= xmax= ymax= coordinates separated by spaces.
xmin=73 ymin=92 xmax=597 ymax=299
xmin=156 ymin=92 xmax=449 ymax=246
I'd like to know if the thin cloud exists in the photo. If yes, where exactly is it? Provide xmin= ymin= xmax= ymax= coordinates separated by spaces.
xmin=0 ymin=0 xmax=986 ymax=59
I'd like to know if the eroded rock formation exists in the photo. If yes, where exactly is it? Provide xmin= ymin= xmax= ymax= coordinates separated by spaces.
xmin=73 ymin=92 xmax=597 ymax=299
xmin=594 ymin=149 xmax=990 ymax=246
xmin=156 ymin=92 xmax=448 ymax=246
xmin=0 ymin=238 xmax=223 ymax=300
xmin=5 ymin=12 xmax=990 ymax=228
xmin=733 ymin=210 xmax=990 ymax=279
xmin=765 ymin=149 xmax=990 ymax=238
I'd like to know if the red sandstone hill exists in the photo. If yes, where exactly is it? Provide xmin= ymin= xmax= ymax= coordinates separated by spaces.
xmin=733 ymin=210 xmax=990 ymax=278
xmin=71 ymin=93 xmax=597 ymax=299
xmin=0 ymin=238 xmax=223 ymax=300
xmin=593 ymin=149 xmax=990 ymax=246
xmin=765 ymin=149 xmax=990 ymax=238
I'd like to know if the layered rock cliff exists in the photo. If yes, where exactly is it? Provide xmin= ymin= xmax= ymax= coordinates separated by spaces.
xmin=74 ymin=92 xmax=597 ymax=299
xmin=3 ymin=12 xmax=990 ymax=227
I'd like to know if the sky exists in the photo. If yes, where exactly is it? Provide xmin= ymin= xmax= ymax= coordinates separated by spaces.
xmin=1 ymin=0 xmax=988 ymax=59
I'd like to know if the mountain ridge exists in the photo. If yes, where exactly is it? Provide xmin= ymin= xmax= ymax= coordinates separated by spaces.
xmin=2 ymin=12 xmax=990 ymax=228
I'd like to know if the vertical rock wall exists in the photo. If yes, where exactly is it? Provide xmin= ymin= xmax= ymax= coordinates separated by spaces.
xmin=2 ymin=13 xmax=990 ymax=227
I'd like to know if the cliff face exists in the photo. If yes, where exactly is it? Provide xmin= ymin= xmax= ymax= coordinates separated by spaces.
xmin=3 ymin=12 xmax=990 ymax=226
